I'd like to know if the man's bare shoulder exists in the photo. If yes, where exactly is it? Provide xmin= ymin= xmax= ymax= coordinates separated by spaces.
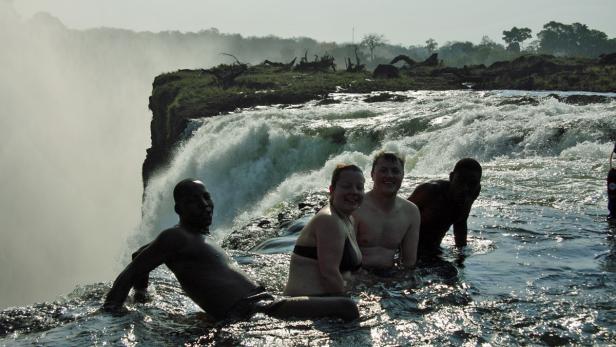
xmin=414 ymin=180 xmax=447 ymax=193
xmin=396 ymin=197 xmax=419 ymax=221
xmin=152 ymin=226 xmax=192 ymax=249
xmin=409 ymin=180 xmax=448 ymax=203
xmin=396 ymin=196 xmax=417 ymax=212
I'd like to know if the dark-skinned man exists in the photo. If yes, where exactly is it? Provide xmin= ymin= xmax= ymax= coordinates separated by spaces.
xmin=408 ymin=158 xmax=482 ymax=258
xmin=103 ymin=179 xmax=359 ymax=321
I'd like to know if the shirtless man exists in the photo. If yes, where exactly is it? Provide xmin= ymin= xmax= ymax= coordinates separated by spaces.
xmin=353 ymin=152 xmax=421 ymax=270
xmin=103 ymin=179 xmax=359 ymax=321
xmin=408 ymin=158 xmax=482 ymax=257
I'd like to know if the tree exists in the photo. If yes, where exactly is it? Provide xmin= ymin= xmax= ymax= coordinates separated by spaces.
xmin=425 ymin=38 xmax=438 ymax=53
xmin=537 ymin=21 xmax=613 ymax=57
xmin=361 ymin=33 xmax=387 ymax=61
xmin=502 ymin=27 xmax=532 ymax=52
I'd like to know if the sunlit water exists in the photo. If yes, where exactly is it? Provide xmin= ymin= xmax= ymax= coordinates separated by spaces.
xmin=2 ymin=90 xmax=616 ymax=346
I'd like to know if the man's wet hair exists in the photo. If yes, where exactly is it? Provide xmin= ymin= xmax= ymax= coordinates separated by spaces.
xmin=371 ymin=151 xmax=405 ymax=174
xmin=453 ymin=158 xmax=482 ymax=175
xmin=173 ymin=178 xmax=204 ymax=203
xmin=330 ymin=164 xmax=363 ymax=188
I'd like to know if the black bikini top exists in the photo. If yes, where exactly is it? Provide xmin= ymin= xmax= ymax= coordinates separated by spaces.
xmin=293 ymin=237 xmax=362 ymax=272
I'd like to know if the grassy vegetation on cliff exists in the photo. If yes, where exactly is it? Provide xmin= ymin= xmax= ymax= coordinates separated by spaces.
xmin=152 ymin=65 xmax=461 ymax=121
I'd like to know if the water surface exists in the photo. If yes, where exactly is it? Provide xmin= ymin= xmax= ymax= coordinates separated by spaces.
xmin=2 ymin=90 xmax=615 ymax=345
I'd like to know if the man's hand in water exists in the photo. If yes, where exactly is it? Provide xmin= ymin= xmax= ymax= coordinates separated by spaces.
xmin=101 ymin=300 xmax=126 ymax=314
xmin=132 ymin=289 xmax=150 ymax=303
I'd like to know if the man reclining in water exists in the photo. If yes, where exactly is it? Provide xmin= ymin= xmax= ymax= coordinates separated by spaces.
xmin=103 ymin=179 xmax=359 ymax=321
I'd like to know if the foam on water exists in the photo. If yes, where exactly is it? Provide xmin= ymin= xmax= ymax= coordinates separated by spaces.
xmin=137 ymin=90 xmax=616 ymax=245
xmin=3 ymin=90 xmax=615 ymax=345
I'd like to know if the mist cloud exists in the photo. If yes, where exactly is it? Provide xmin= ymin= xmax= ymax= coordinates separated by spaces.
xmin=0 ymin=4 xmax=234 ymax=307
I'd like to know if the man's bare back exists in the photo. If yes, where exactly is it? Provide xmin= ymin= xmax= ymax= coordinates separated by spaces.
xmin=162 ymin=227 xmax=262 ymax=315
xmin=408 ymin=159 xmax=482 ymax=257
xmin=353 ymin=152 xmax=420 ymax=269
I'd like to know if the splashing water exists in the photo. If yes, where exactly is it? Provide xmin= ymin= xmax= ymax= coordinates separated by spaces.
xmin=2 ymin=90 xmax=616 ymax=345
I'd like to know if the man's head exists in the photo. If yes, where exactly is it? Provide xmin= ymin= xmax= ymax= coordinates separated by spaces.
xmin=370 ymin=151 xmax=405 ymax=196
xmin=449 ymin=158 xmax=482 ymax=203
xmin=174 ymin=179 xmax=214 ymax=232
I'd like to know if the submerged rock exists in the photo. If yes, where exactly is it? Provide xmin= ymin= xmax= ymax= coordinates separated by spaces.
xmin=497 ymin=96 xmax=541 ymax=106
xmin=558 ymin=94 xmax=615 ymax=105
xmin=222 ymin=192 xmax=327 ymax=251
xmin=363 ymin=92 xmax=409 ymax=103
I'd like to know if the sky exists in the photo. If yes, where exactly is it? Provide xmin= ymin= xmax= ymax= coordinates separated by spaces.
xmin=12 ymin=0 xmax=616 ymax=46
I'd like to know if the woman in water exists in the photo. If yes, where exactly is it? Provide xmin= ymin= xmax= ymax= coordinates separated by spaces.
xmin=284 ymin=164 xmax=364 ymax=296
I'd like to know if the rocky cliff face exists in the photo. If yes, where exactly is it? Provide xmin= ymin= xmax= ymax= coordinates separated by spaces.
xmin=142 ymin=74 xmax=183 ymax=187
xmin=142 ymin=55 xmax=616 ymax=186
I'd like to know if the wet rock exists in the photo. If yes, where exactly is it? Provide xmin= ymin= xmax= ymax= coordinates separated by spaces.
xmin=560 ymin=94 xmax=614 ymax=105
xmin=539 ymin=331 xmax=571 ymax=346
xmin=497 ymin=96 xmax=540 ymax=106
xmin=364 ymin=92 xmax=409 ymax=103
xmin=316 ymin=97 xmax=341 ymax=106
xmin=257 ymin=220 xmax=271 ymax=227
xmin=222 ymin=192 xmax=327 ymax=251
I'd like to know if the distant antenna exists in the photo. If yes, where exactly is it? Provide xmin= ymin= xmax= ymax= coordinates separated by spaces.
xmin=352 ymin=26 xmax=355 ymax=44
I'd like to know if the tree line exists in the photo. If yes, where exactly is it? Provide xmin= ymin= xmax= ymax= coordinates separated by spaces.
xmin=358 ymin=21 xmax=616 ymax=68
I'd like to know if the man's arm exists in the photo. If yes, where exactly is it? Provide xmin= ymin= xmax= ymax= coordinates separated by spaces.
xmin=103 ymin=229 xmax=183 ymax=311
xmin=400 ymin=201 xmax=421 ymax=268
xmin=408 ymin=183 xmax=433 ymax=210
xmin=131 ymin=243 xmax=151 ymax=301
xmin=453 ymin=220 xmax=468 ymax=247
xmin=453 ymin=185 xmax=481 ymax=248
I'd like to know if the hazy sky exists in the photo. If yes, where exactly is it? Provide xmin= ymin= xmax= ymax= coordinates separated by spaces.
xmin=13 ymin=0 xmax=616 ymax=46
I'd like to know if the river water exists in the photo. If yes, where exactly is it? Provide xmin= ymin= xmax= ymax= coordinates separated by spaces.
xmin=2 ymin=90 xmax=616 ymax=346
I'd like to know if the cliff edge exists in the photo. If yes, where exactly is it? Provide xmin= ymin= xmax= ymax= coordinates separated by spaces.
xmin=143 ymin=54 xmax=616 ymax=185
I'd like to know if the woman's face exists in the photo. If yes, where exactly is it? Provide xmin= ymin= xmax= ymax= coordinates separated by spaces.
xmin=330 ymin=169 xmax=365 ymax=215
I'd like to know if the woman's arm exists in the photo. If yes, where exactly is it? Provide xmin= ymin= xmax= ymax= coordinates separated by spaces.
xmin=314 ymin=215 xmax=347 ymax=294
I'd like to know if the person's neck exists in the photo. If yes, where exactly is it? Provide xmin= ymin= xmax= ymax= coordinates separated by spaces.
xmin=179 ymin=219 xmax=209 ymax=235
xmin=330 ymin=203 xmax=352 ymax=224
xmin=369 ymin=189 xmax=397 ymax=211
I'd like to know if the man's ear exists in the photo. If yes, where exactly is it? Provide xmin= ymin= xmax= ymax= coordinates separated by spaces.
xmin=449 ymin=171 xmax=454 ymax=181
xmin=329 ymin=185 xmax=334 ymax=194
xmin=174 ymin=203 xmax=180 ymax=215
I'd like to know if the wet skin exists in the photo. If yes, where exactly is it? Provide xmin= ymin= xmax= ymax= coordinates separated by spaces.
xmin=408 ymin=168 xmax=481 ymax=257
xmin=353 ymin=158 xmax=421 ymax=269
xmin=285 ymin=169 xmax=364 ymax=296
xmin=104 ymin=181 xmax=261 ymax=319
xmin=104 ymin=180 xmax=359 ymax=321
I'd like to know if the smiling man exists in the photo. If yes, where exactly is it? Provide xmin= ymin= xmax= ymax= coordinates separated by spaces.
xmin=103 ymin=179 xmax=359 ymax=321
xmin=353 ymin=152 xmax=421 ymax=272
